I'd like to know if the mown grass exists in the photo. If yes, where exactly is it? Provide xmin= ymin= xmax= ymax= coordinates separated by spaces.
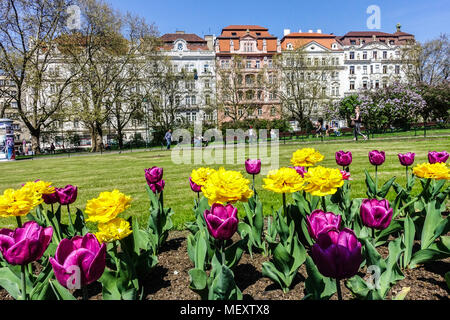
xmin=1 ymin=136 xmax=449 ymax=230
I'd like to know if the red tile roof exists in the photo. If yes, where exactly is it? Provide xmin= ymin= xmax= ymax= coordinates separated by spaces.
xmin=160 ymin=33 xmax=206 ymax=43
xmin=222 ymin=25 xmax=268 ymax=31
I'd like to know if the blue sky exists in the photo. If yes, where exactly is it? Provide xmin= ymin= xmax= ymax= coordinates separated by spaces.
xmin=108 ymin=0 xmax=449 ymax=42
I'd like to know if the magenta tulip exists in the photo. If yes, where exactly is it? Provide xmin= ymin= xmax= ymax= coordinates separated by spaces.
xmin=290 ymin=166 xmax=307 ymax=178
xmin=398 ymin=152 xmax=416 ymax=167
xmin=360 ymin=199 xmax=393 ymax=231
xmin=189 ymin=177 xmax=202 ymax=193
xmin=145 ymin=167 xmax=164 ymax=184
xmin=245 ymin=159 xmax=262 ymax=175
xmin=204 ymin=203 xmax=238 ymax=240
xmin=50 ymin=234 xmax=106 ymax=289
xmin=43 ymin=192 xmax=59 ymax=205
xmin=306 ymin=210 xmax=342 ymax=241
xmin=428 ymin=151 xmax=449 ymax=164
xmin=148 ymin=179 xmax=165 ymax=194
xmin=369 ymin=150 xmax=386 ymax=166
xmin=56 ymin=185 xmax=78 ymax=205
xmin=311 ymin=228 xmax=363 ymax=280
xmin=341 ymin=170 xmax=351 ymax=181
xmin=336 ymin=151 xmax=353 ymax=167
xmin=0 ymin=221 xmax=53 ymax=265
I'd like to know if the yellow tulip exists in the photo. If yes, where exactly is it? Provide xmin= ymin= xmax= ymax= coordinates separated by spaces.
xmin=85 ymin=190 xmax=132 ymax=223
xmin=263 ymin=167 xmax=305 ymax=194
xmin=303 ymin=166 xmax=344 ymax=197
xmin=291 ymin=148 xmax=325 ymax=167
xmin=95 ymin=218 xmax=133 ymax=244
xmin=413 ymin=163 xmax=449 ymax=180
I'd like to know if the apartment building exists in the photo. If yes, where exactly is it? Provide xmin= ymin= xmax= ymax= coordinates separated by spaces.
xmin=339 ymin=24 xmax=415 ymax=95
xmin=159 ymin=31 xmax=217 ymax=125
xmin=215 ymin=25 xmax=282 ymax=123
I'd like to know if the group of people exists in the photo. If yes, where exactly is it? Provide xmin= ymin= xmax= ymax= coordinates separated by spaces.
xmin=162 ymin=108 xmax=367 ymax=149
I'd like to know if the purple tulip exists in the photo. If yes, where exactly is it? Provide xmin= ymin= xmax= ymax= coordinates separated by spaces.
xmin=369 ymin=150 xmax=386 ymax=166
xmin=0 ymin=221 xmax=53 ymax=265
xmin=311 ymin=228 xmax=363 ymax=280
xmin=335 ymin=151 xmax=353 ymax=167
xmin=428 ymin=151 xmax=449 ymax=164
xmin=148 ymin=179 xmax=165 ymax=194
xmin=50 ymin=234 xmax=106 ymax=289
xmin=398 ymin=152 xmax=416 ymax=167
xmin=189 ymin=177 xmax=202 ymax=193
xmin=290 ymin=166 xmax=307 ymax=177
xmin=145 ymin=167 xmax=164 ymax=184
xmin=306 ymin=210 xmax=342 ymax=241
xmin=204 ymin=203 xmax=238 ymax=240
xmin=56 ymin=185 xmax=78 ymax=205
xmin=43 ymin=192 xmax=59 ymax=205
xmin=360 ymin=199 xmax=393 ymax=231
xmin=245 ymin=159 xmax=262 ymax=175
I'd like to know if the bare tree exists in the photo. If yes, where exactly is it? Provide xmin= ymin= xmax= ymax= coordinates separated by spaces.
xmin=401 ymin=33 xmax=449 ymax=85
xmin=272 ymin=48 xmax=339 ymax=131
xmin=0 ymin=0 xmax=75 ymax=153
xmin=62 ymin=0 xmax=158 ymax=152
xmin=216 ymin=55 xmax=268 ymax=125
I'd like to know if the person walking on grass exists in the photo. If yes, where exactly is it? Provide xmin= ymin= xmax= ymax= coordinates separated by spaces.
xmin=164 ymin=129 xmax=172 ymax=150
xmin=351 ymin=107 xmax=368 ymax=141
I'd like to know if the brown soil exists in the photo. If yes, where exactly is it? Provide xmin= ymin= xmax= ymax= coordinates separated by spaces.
xmin=1 ymin=231 xmax=448 ymax=300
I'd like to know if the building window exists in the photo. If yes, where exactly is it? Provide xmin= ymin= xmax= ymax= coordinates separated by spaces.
xmin=373 ymin=51 xmax=378 ymax=59
xmin=255 ymin=60 xmax=260 ymax=69
xmin=383 ymin=51 xmax=388 ymax=59
xmin=350 ymin=81 xmax=355 ymax=90
xmin=246 ymin=60 xmax=252 ymax=69
xmin=205 ymin=95 xmax=211 ymax=105
xmin=350 ymin=40 xmax=356 ymax=45
xmin=185 ymin=96 xmax=191 ymax=105
xmin=204 ymin=80 xmax=210 ymax=89
xmin=203 ymin=64 xmax=209 ymax=73
xmin=395 ymin=65 xmax=400 ymax=74
xmin=370 ymin=65 xmax=374 ymax=74
xmin=363 ymin=51 xmax=367 ymax=59
xmin=383 ymin=65 xmax=387 ymax=74
xmin=257 ymin=108 xmax=263 ymax=116
xmin=268 ymin=59 xmax=273 ymax=68
xmin=314 ymin=58 xmax=319 ymax=66
xmin=191 ymin=95 xmax=196 ymax=105
xmin=349 ymin=66 xmax=355 ymax=75
xmin=363 ymin=81 xmax=368 ymax=89
xmin=375 ymin=80 xmax=380 ymax=89
xmin=363 ymin=66 xmax=368 ymax=74
xmin=349 ymin=52 xmax=355 ymax=60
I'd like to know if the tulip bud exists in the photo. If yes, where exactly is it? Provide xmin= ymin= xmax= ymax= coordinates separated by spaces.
xmin=289 ymin=166 xmax=307 ymax=178
xmin=189 ymin=177 xmax=202 ymax=193
xmin=0 ymin=221 xmax=53 ymax=265
xmin=398 ymin=152 xmax=416 ymax=167
xmin=335 ymin=151 xmax=353 ymax=167
xmin=204 ymin=203 xmax=238 ymax=240
xmin=245 ymin=159 xmax=262 ymax=175
xmin=428 ymin=151 xmax=449 ymax=164
xmin=145 ymin=167 xmax=164 ymax=184
xmin=50 ymin=234 xmax=106 ymax=289
xmin=360 ymin=199 xmax=393 ymax=231
xmin=369 ymin=150 xmax=386 ymax=166
xmin=149 ymin=179 xmax=165 ymax=194
xmin=341 ymin=170 xmax=351 ymax=181
xmin=311 ymin=228 xmax=363 ymax=280
xmin=43 ymin=192 xmax=59 ymax=205
xmin=306 ymin=210 xmax=342 ymax=241
xmin=56 ymin=185 xmax=78 ymax=205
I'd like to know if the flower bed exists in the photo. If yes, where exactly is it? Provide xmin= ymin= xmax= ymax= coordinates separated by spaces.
xmin=0 ymin=149 xmax=448 ymax=300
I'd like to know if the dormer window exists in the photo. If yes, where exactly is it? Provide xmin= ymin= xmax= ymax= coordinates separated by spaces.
xmin=256 ymin=32 xmax=261 ymax=36
xmin=231 ymin=32 xmax=237 ymax=36
xmin=177 ymin=43 xmax=184 ymax=51
xmin=286 ymin=43 xmax=293 ymax=50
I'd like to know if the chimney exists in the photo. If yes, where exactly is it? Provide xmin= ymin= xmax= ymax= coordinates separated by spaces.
xmin=204 ymin=35 xmax=214 ymax=50
xmin=176 ymin=30 xmax=185 ymax=34
xmin=284 ymin=29 xmax=291 ymax=36
xmin=308 ymin=29 xmax=313 ymax=33
xmin=317 ymin=29 xmax=322 ymax=34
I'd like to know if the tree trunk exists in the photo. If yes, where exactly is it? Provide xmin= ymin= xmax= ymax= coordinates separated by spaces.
xmin=31 ymin=132 xmax=41 ymax=155
xmin=94 ymin=123 xmax=103 ymax=153
xmin=90 ymin=126 xmax=98 ymax=153
xmin=118 ymin=131 xmax=124 ymax=150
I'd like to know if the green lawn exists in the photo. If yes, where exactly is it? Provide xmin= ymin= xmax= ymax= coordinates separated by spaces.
xmin=1 ymin=136 xmax=449 ymax=230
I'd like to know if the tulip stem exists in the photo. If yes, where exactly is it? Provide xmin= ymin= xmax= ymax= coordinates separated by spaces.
xmin=336 ymin=279 xmax=343 ymax=301
xmin=16 ymin=216 xmax=23 ymax=228
xmin=405 ymin=166 xmax=409 ymax=186
xmin=282 ymin=193 xmax=287 ymax=217
xmin=321 ymin=196 xmax=327 ymax=212
xmin=375 ymin=166 xmax=379 ymax=194
xmin=67 ymin=205 xmax=74 ymax=230
xmin=252 ymin=174 xmax=256 ymax=192
xmin=221 ymin=240 xmax=226 ymax=266
xmin=21 ymin=264 xmax=27 ymax=300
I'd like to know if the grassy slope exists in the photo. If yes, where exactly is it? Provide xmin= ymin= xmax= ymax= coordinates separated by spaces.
xmin=0 ymin=136 xmax=449 ymax=230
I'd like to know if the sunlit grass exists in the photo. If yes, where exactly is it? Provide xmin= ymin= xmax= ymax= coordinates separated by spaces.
xmin=0 ymin=136 xmax=449 ymax=230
